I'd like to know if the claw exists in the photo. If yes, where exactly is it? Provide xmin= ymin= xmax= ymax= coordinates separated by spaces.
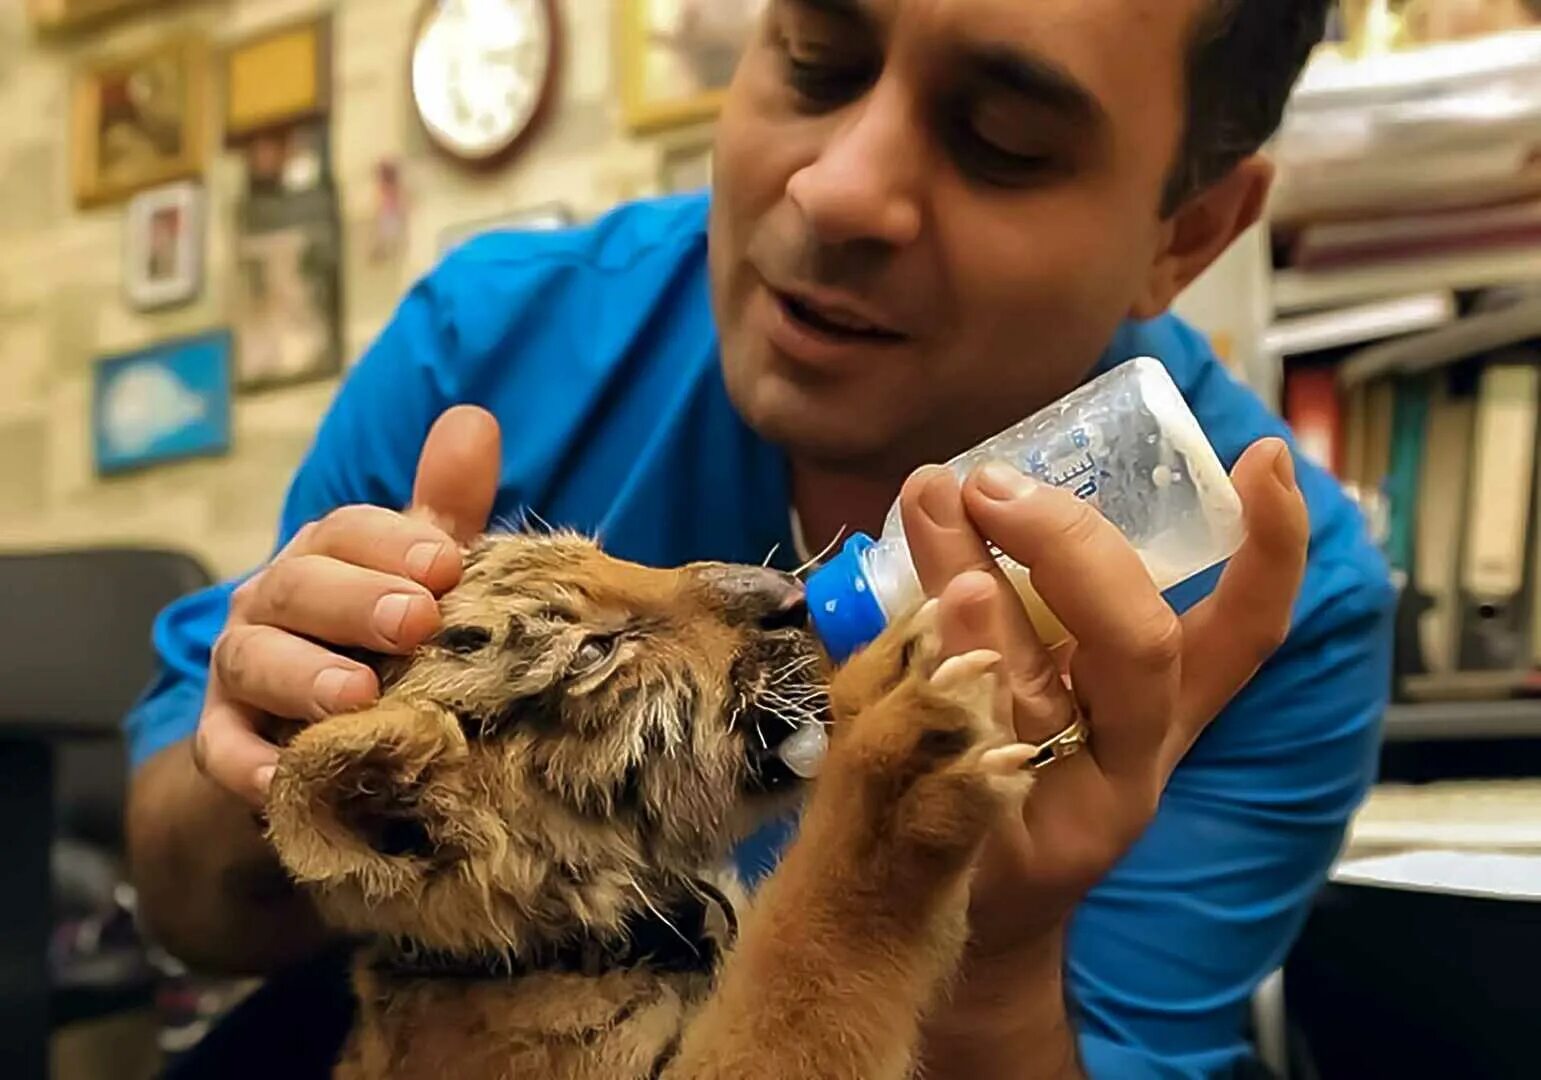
xmin=980 ymin=743 xmax=1036 ymax=774
xmin=911 ymin=597 xmax=941 ymax=632
xmin=931 ymin=649 xmax=1002 ymax=691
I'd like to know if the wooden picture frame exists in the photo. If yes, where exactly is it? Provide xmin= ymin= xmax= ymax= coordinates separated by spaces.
xmin=27 ymin=0 xmax=168 ymax=34
xmin=224 ymin=15 xmax=333 ymax=144
xmin=618 ymin=0 xmax=764 ymax=133
xmin=72 ymin=34 xmax=209 ymax=208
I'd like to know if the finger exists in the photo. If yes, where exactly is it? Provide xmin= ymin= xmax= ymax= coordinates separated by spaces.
xmin=195 ymin=694 xmax=280 ymax=807
xmin=282 ymin=504 xmax=461 ymax=594
xmin=411 ymin=405 xmax=501 ymax=545
xmin=1174 ymin=438 xmax=1308 ymax=751
xmin=962 ymin=464 xmax=1179 ymax=779
xmin=936 ymin=571 xmax=1078 ymax=744
xmin=213 ymin=623 xmax=380 ymax=723
xmin=901 ymin=467 xmax=1075 ymax=744
xmin=239 ymin=555 xmax=440 ymax=653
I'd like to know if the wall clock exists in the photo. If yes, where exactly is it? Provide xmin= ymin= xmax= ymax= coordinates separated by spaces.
xmin=411 ymin=0 xmax=560 ymax=167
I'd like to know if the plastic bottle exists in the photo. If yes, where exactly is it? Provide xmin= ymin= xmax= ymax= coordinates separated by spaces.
xmin=805 ymin=357 xmax=1246 ymax=663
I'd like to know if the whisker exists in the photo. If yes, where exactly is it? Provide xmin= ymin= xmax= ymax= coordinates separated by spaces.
xmin=627 ymin=875 xmax=698 ymax=958
xmin=761 ymin=542 xmax=782 ymax=569
xmin=523 ymin=506 xmax=555 ymax=534
xmin=792 ymin=525 xmax=847 ymax=579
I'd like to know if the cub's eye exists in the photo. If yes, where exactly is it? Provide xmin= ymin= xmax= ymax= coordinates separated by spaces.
xmin=436 ymin=626 xmax=492 ymax=654
xmin=569 ymin=635 xmax=617 ymax=677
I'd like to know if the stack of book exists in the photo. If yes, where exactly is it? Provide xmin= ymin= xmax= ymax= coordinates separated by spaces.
xmin=1271 ymin=29 xmax=1541 ymax=285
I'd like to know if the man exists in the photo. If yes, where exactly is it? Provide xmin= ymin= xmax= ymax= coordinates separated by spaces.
xmin=126 ymin=1 xmax=1392 ymax=1076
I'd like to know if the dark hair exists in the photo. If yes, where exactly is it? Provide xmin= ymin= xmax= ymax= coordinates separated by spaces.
xmin=1164 ymin=0 xmax=1333 ymax=212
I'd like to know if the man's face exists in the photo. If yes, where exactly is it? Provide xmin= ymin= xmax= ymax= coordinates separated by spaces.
xmin=710 ymin=0 xmax=1207 ymax=474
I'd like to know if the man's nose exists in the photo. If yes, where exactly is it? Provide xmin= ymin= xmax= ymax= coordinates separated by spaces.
xmin=695 ymin=565 xmax=809 ymax=631
xmin=785 ymin=81 xmax=923 ymax=248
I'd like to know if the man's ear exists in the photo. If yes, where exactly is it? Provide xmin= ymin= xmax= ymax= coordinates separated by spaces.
xmin=1130 ymin=155 xmax=1273 ymax=320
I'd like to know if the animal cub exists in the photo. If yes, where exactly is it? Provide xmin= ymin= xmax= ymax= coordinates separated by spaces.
xmin=265 ymin=532 xmax=1035 ymax=1079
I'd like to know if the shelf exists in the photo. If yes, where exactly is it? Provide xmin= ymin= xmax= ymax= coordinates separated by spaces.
xmin=1383 ymin=699 xmax=1541 ymax=743
xmin=1273 ymin=245 xmax=1541 ymax=315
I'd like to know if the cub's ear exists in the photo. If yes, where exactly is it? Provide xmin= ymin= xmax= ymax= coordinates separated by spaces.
xmin=266 ymin=703 xmax=470 ymax=885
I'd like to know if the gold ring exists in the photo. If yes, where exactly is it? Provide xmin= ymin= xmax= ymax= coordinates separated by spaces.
xmin=1022 ymin=716 xmax=1089 ymax=772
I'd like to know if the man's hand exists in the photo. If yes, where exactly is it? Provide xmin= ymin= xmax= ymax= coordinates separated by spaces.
xmin=901 ymin=436 xmax=1309 ymax=966
xmin=195 ymin=406 xmax=502 ymax=806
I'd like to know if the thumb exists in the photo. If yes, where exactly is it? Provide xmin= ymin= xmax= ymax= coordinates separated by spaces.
xmin=410 ymin=405 xmax=501 ymax=544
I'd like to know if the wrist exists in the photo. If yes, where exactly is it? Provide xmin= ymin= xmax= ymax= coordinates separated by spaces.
xmin=920 ymin=923 xmax=1082 ymax=1080
xmin=932 ymin=925 xmax=1067 ymax=1040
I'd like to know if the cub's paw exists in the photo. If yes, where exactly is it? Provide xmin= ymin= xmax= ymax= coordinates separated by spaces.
xmin=819 ymin=602 xmax=1035 ymax=867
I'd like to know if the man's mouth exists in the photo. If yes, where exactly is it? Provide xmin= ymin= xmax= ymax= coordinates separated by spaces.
xmin=775 ymin=290 xmax=907 ymax=344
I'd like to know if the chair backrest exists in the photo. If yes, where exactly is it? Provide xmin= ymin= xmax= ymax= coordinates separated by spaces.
xmin=0 ymin=547 xmax=214 ymax=845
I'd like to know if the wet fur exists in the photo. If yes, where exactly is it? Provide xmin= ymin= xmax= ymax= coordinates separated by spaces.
xmin=266 ymin=533 xmax=1033 ymax=1079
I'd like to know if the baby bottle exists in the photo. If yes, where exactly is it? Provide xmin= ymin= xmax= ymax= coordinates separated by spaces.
xmin=805 ymin=357 xmax=1246 ymax=663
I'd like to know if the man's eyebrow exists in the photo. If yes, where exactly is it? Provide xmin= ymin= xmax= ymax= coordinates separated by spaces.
xmin=968 ymin=45 xmax=1108 ymax=127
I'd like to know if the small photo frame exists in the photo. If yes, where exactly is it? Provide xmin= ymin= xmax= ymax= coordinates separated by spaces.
xmin=72 ymin=34 xmax=210 ymax=208
xmin=619 ymin=0 xmax=765 ymax=133
xmin=224 ymin=16 xmax=332 ymax=144
xmin=233 ymin=189 xmax=343 ymax=392
xmin=124 ymin=181 xmax=204 ymax=311
xmin=437 ymin=202 xmax=576 ymax=255
xmin=93 ymin=330 xmax=232 ymax=476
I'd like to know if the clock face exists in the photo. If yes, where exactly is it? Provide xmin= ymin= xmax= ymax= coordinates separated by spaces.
xmin=412 ymin=0 xmax=555 ymax=163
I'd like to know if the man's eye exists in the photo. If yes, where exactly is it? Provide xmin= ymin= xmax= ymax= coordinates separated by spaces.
xmin=785 ymin=53 xmax=870 ymax=106
xmin=956 ymin=134 xmax=1054 ymax=185
xmin=944 ymin=103 xmax=1058 ymax=186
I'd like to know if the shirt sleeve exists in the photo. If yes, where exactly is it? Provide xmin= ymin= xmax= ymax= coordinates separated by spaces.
xmin=122 ymin=276 xmax=458 ymax=769
xmin=1069 ymin=547 xmax=1394 ymax=1078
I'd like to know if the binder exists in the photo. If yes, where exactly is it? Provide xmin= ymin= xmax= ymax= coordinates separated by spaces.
xmin=1413 ymin=374 xmax=1475 ymax=676
xmin=1284 ymin=365 xmax=1344 ymax=476
xmin=1458 ymin=360 xmax=1539 ymax=671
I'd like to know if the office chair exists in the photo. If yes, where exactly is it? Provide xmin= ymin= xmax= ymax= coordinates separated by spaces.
xmin=0 ymin=546 xmax=213 ymax=1080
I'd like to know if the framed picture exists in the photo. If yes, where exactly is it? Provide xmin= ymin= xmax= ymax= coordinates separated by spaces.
xmin=224 ymin=16 xmax=332 ymax=144
xmin=244 ymin=120 xmax=331 ymax=197
xmin=72 ymin=34 xmax=209 ymax=208
xmin=93 ymin=330 xmax=232 ymax=476
xmin=619 ymin=0 xmax=765 ymax=132
xmin=659 ymin=137 xmax=714 ymax=193
xmin=437 ymin=202 xmax=575 ymax=254
xmin=232 ymin=190 xmax=343 ymax=392
xmin=123 ymin=181 xmax=204 ymax=311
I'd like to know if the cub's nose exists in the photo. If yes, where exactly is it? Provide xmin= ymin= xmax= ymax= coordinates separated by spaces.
xmin=695 ymin=565 xmax=808 ymax=631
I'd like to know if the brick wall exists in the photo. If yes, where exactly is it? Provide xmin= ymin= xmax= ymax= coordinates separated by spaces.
xmin=0 ymin=0 xmax=680 ymax=579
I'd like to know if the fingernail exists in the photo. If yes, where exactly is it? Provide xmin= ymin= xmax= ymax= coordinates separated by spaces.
xmin=974 ymin=462 xmax=1036 ymax=502
xmin=405 ymin=541 xmax=444 ymax=581
xmin=314 ymin=667 xmax=362 ymax=712
xmin=1272 ymin=443 xmax=1297 ymax=492
xmin=373 ymin=594 xmax=415 ymax=644
xmin=255 ymin=765 xmax=276 ymax=794
xmin=916 ymin=466 xmax=964 ymax=527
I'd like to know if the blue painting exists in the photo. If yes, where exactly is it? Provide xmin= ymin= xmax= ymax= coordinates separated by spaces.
xmin=93 ymin=330 xmax=232 ymax=475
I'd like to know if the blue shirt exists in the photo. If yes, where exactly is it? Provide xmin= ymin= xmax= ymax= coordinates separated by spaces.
xmin=125 ymin=193 xmax=1393 ymax=1079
